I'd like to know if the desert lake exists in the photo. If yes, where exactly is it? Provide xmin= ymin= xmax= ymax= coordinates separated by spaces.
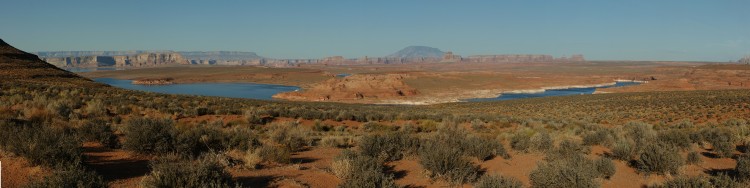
xmin=466 ymin=81 xmax=642 ymax=102
xmin=94 ymin=78 xmax=300 ymax=100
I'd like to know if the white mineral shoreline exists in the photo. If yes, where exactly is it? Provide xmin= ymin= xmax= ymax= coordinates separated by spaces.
xmin=376 ymin=80 xmax=645 ymax=105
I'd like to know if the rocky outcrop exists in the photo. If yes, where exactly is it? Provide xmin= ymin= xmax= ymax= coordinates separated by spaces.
xmin=274 ymin=74 xmax=419 ymax=102
xmin=132 ymin=78 xmax=174 ymax=85
xmin=42 ymin=56 xmax=115 ymax=67
xmin=113 ymin=52 xmax=189 ymax=67
xmin=460 ymin=54 xmax=585 ymax=63
xmin=741 ymin=56 xmax=750 ymax=64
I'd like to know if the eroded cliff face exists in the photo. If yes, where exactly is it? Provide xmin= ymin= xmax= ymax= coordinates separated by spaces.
xmin=114 ymin=52 xmax=189 ymax=67
xmin=273 ymin=74 xmax=419 ymax=102
xmin=43 ymin=52 xmax=189 ymax=68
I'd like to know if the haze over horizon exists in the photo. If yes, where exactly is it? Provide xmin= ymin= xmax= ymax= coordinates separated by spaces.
xmin=1 ymin=0 xmax=748 ymax=61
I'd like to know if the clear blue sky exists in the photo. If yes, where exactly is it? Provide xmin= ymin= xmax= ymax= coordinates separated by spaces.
xmin=1 ymin=0 xmax=748 ymax=61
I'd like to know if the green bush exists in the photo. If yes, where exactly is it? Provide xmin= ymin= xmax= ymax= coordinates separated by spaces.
xmin=140 ymin=155 xmax=237 ymax=188
xmin=122 ymin=118 xmax=176 ymax=154
xmin=530 ymin=155 xmax=598 ymax=188
xmin=636 ymin=142 xmax=683 ymax=175
xmin=26 ymin=164 xmax=107 ymax=188
xmin=78 ymin=119 xmax=118 ymax=148
xmin=419 ymin=141 xmax=479 ymax=185
xmin=473 ymin=174 xmax=523 ymax=188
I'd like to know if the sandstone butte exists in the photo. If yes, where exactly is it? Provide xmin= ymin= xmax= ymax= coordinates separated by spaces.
xmin=273 ymin=74 xmax=419 ymax=102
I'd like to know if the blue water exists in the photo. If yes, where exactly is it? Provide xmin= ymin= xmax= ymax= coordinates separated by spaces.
xmin=466 ymin=81 xmax=641 ymax=102
xmin=94 ymin=78 xmax=300 ymax=100
xmin=336 ymin=73 xmax=352 ymax=78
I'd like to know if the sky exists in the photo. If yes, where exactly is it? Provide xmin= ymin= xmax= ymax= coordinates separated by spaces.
xmin=1 ymin=0 xmax=748 ymax=61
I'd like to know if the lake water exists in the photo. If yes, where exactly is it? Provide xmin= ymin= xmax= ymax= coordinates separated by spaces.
xmin=94 ymin=78 xmax=300 ymax=100
xmin=465 ymin=81 xmax=641 ymax=102
xmin=336 ymin=73 xmax=352 ymax=78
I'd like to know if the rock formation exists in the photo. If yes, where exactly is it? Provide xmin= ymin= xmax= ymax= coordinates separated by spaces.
xmin=132 ymin=78 xmax=174 ymax=85
xmin=42 ymin=52 xmax=189 ymax=68
xmin=113 ymin=52 xmax=189 ymax=67
xmin=741 ymin=56 xmax=750 ymax=64
xmin=274 ymin=74 xmax=419 ymax=102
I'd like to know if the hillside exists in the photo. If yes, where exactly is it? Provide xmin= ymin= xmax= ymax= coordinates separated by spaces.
xmin=388 ymin=46 xmax=445 ymax=58
xmin=0 ymin=39 xmax=91 ymax=85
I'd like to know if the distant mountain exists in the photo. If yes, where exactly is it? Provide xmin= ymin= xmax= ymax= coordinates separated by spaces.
xmin=388 ymin=46 xmax=445 ymax=58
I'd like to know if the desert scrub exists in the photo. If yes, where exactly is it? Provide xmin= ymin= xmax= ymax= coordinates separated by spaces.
xmin=122 ymin=118 xmax=176 ymax=154
xmin=140 ymin=155 xmax=237 ymax=188
xmin=530 ymin=155 xmax=599 ymax=188
xmin=268 ymin=122 xmax=311 ymax=151
xmin=333 ymin=150 xmax=397 ymax=188
xmin=173 ymin=124 xmax=228 ymax=157
xmin=545 ymin=139 xmax=590 ymax=161
xmin=0 ymin=119 xmax=82 ymax=168
xmin=623 ymin=121 xmax=657 ymax=149
xmin=85 ymin=99 xmax=107 ymax=117
xmin=419 ymin=141 xmax=479 ymax=185
xmin=701 ymin=127 xmax=736 ymax=158
xmin=636 ymin=142 xmax=683 ymax=175
xmin=473 ymin=174 xmax=523 ymax=188
xmin=653 ymin=176 xmax=710 ymax=188
xmin=78 ymin=119 xmax=119 ymax=148
xmin=509 ymin=131 xmax=532 ymax=152
xmin=594 ymin=157 xmax=616 ymax=179
xmin=319 ymin=135 xmax=354 ymax=148
xmin=256 ymin=145 xmax=291 ymax=164
xmin=358 ymin=131 xmax=419 ymax=161
xmin=657 ymin=130 xmax=692 ymax=151
xmin=736 ymin=154 xmax=750 ymax=181
xmin=582 ymin=129 xmax=614 ymax=146
xmin=686 ymin=151 xmax=702 ymax=165
xmin=26 ymin=164 xmax=107 ymax=188
xmin=611 ymin=140 xmax=636 ymax=161
xmin=463 ymin=135 xmax=510 ymax=160
xmin=530 ymin=131 xmax=553 ymax=152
